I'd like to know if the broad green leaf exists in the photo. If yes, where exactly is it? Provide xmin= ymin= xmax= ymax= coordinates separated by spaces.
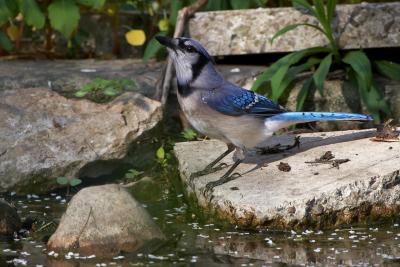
xmin=75 ymin=0 xmax=106 ymax=9
xmin=292 ymin=0 xmax=316 ymax=17
xmin=18 ymin=0 xmax=45 ymax=29
xmin=48 ymin=0 xmax=80 ymax=38
xmin=103 ymin=87 xmax=118 ymax=96
xmin=69 ymin=178 xmax=82 ymax=187
xmin=271 ymin=23 xmax=325 ymax=43
xmin=374 ymin=60 xmax=400 ymax=81
xmin=326 ymin=0 xmax=336 ymax=22
xmin=0 ymin=31 xmax=13 ymax=51
xmin=156 ymin=146 xmax=165 ymax=160
xmin=296 ymin=76 xmax=314 ymax=111
xmin=251 ymin=47 xmax=330 ymax=92
xmin=143 ymin=32 xmax=167 ymax=63
xmin=56 ymin=176 xmax=69 ymax=185
xmin=169 ymin=0 xmax=183 ymax=26
xmin=272 ymin=57 xmax=321 ymax=101
xmin=342 ymin=50 xmax=372 ymax=92
xmin=312 ymin=53 xmax=332 ymax=95
xmin=0 ymin=0 xmax=18 ymax=26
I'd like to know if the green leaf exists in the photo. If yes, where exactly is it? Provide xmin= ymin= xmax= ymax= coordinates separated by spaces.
xmin=103 ymin=87 xmax=118 ymax=96
xmin=156 ymin=146 xmax=165 ymax=160
xmin=374 ymin=60 xmax=400 ymax=81
xmin=296 ymin=76 xmax=314 ymax=111
xmin=125 ymin=169 xmax=144 ymax=179
xmin=0 ymin=31 xmax=13 ymax=51
xmin=69 ymin=178 xmax=82 ymax=187
xmin=48 ymin=0 xmax=80 ymax=38
xmin=270 ymin=65 xmax=290 ymax=100
xmin=271 ymin=57 xmax=321 ymax=101
xmin=143 ymin=32 xmax=167 ymax=63
xmin=56 ymin=176 xmax=69 ymax=185
xmin=75 ymin=0 xmax=105 ymax=9
xmin=312 ymin=53 xmax=332 ymax=95
xmin=342 ymin=50 xmax=372 ymax=92
xmin=292 ymin=0 xmax=316 ymax=17
xmin=271 ymin=23 xmax=325 ymax=43
xmin=169 ymin=0 xmax=183 ymax=26
xmin=0 ymin=0 xmax=18 ymax=26
xmin=181 ymin=128 xmax=197 ymax=140
xmin=326 ymin=0 xmax=336 ymax=22
xmin=18 ymin=0 xmax=45 ymax=29
xmin=206 ymin=0 xmax=229 ymax=11
xmin=313 ymin=0 xmax=327 ymax=26
xmin=252 ymin=47 xmax=330 ymax=92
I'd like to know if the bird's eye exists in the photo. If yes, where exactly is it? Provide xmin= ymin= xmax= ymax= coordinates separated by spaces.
xmin=185 ymin=45 xmax=195 ymax=53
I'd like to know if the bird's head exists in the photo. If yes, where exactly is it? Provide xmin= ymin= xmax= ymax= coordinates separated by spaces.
xmin=156 ymin=36 xmax=216 ymax=88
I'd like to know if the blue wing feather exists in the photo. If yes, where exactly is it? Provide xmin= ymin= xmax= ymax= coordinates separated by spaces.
xmin=202 ymin=82 xmax=286 ymax=117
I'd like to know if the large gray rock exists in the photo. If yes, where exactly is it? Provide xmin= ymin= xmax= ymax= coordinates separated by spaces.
xmin=0 ymin=199 xmax=21 ymax=236
xmin=189 ymin=2 xmax=400 ymax=55
xmin=174 ymin=129 xmax=400 ymax=229
xmin=0 ymin=88 xmax=162 ymax=193
xmin=47 ymin=184 xmax=165 ymax=256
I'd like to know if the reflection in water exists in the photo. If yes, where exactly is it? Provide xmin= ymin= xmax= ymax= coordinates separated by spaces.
xmin=2 ymin=179 xmax=400 ymax=266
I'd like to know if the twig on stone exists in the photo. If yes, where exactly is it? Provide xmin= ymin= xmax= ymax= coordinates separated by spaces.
xmin=72 ymin=206 xmax=93 ymax=249
xmin=155 ymin=0 xmax=208 ymax=106
xmin=305 ymin=151 xmax=350 ymax=169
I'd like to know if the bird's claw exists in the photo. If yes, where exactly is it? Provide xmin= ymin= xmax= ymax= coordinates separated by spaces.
xmin=189 ymin=162 xmax=229 ymax=183
xmin=202 ymin=172 xmax=242 ymax=198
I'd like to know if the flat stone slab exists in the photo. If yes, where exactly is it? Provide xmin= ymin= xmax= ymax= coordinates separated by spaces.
xmin=189 ymin=2 xmax=400 ymax=55
xmin=174 ymin=129 xmax=400 ymax=229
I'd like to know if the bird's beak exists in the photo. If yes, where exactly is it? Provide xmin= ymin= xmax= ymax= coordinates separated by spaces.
xmin=155 ymin=35 xmax=176 ymax=50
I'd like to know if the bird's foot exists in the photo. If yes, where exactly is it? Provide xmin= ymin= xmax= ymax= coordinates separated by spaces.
xmin=189 ymin=163 xmax=228 ymax=184
xmin=257 ymin=136 xmax=301 ymax=154
xmin=202 ymin=172 xmax=241 ymax=197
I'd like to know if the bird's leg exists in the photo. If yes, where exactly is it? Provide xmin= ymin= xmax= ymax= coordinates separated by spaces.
xmin=203 ymin=159 xmax=242 ymax=196
xmin=203 ymin=147 xmax=246 ymax=196
xmin=189 ymin=144 xmax=235 ymax=182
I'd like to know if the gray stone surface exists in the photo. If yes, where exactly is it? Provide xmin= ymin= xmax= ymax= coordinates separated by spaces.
xmin=174 ymin=129 xmax=400 ymax=229
xmin=188 ymin=2 xmax=400 ymax=55
xmin=0 ymin=199 xmax=21 ymax=236
xmin=0 ymin=88 xmax=162 ymax=193
xmin=0 ymin=59 xmax=163 ymax=97
xmin=47 ymin=184 xmax=165 ymax=256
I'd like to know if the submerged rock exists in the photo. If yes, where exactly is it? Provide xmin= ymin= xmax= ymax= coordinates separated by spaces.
xmin=0 ymin=88 xmax=162 ymax=193
xmin=174 ymin=129 xmax=400 ymax=229
xmin=0 ymin=199 xmax=21 ymax=235
xmin=47 ymin=184 xmax=165 ymax=256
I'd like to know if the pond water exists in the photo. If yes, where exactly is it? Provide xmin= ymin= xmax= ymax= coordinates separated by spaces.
xmin=2 ymin=168 xmax=400 ymax=267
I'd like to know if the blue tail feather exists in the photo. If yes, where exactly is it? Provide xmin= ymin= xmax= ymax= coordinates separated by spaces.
xmin=269 ymin=112 xmax=373 ymax=122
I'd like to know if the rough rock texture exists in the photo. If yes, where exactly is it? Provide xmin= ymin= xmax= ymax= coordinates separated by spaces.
xmin=0 ymin=60 xmax=162 ymax=97
xmin=0 ymin=199 xmax=21 ymax=235
xmin=174 ymin=129 xmax=400 ymax=229
xmin=47 ymin=184 xmax=165 ymax=256
xmin=0 ymin=88 xmax=162 ymax=193
xmin=189 ymin=3 xmax=400 ymax=55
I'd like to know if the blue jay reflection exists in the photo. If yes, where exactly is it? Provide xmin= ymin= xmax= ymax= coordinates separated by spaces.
xmin=156 ymin=36 xmax=372 ymax=194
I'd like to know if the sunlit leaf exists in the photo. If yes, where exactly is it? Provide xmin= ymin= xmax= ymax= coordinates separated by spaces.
xmin=48 ymin=0 xmax=80 ymax=38
xmin=69 ymin=178 xmax=82 ymax=187
xmin=313 ymin=53 xmax=332 ymax=95
xmin=56 ymin=176 xmax=69 ymax=185
xmin=296 ymin=76 xmax=314 ymax=111
xmin=125 ymin=169 xmax=144 ymax=179
xmin=6 ymin=25 xmax=18 ymax=41
xmin=181 ymin=128 xmax=197 ymax=141
xmin=343 ymin=50 xmax=372 ymax=92
xmin=143 ymin=32 xmax=167 ymax=63
xmin=125 ymin=29 xmax=146 ymax=46
xmin=18 ymin=0 xmax=45 ymax=29
xmin=374 ymin=60 xmax=400 ymax=81
xmin=156 ymin=146 xmax=165 ymax=160
xmin=158 ymin=19 xmax=169 ymax=32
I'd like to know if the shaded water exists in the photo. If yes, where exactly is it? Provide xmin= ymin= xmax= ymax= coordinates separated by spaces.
xmin=2 ymin=170 xmax=400 ymax=267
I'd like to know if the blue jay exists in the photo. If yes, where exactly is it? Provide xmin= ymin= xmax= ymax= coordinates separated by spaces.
xmin=156 ymin=36 xmax=372 ymax=193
